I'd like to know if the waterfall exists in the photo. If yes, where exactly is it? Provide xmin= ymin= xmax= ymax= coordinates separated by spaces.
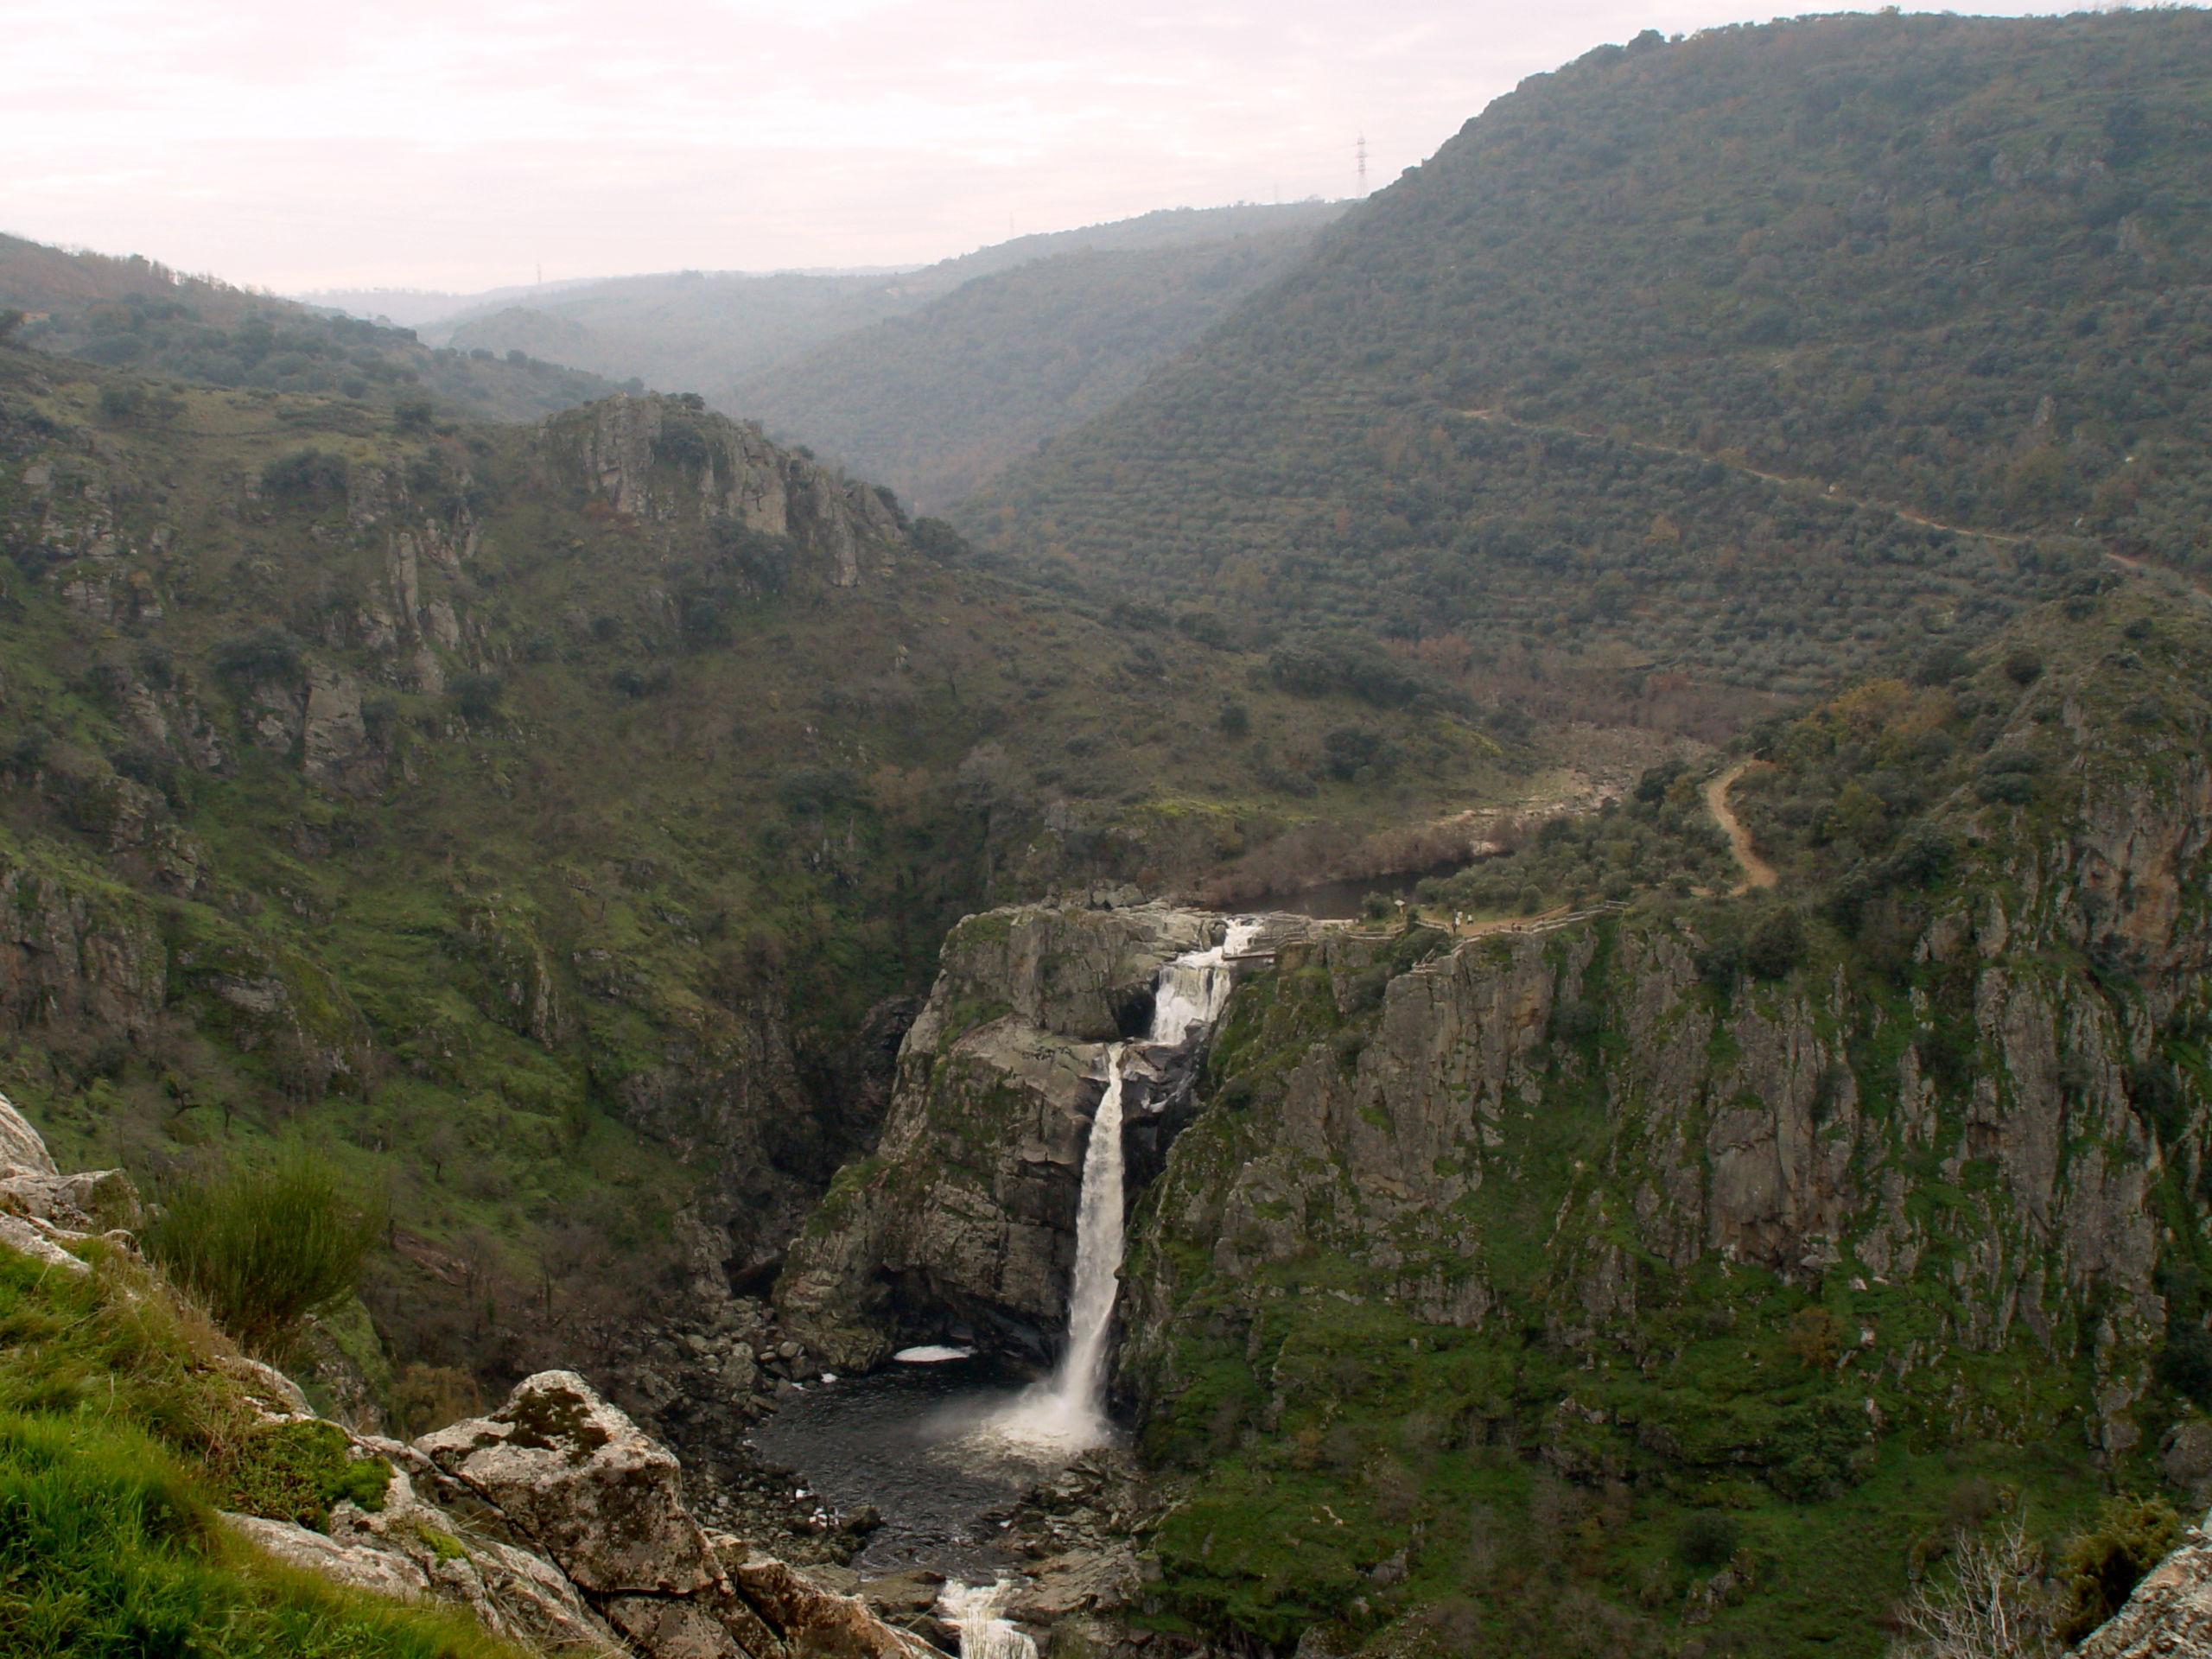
xmin=938 ymin=1580 xmax=1039 ymax=1659
xmin=992 ymin=920 xmax=1261 ymax=1452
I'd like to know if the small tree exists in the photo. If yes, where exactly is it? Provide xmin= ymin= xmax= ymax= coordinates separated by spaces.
xmin=144 ymin=1153 xmax=383 ymax=1361
xmin=1890 ymin=1517 xmax=2057 ymax=1659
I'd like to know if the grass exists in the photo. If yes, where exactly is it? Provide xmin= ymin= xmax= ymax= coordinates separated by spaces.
xmin=0 ymin=1411 xmax=515 ymax=1658
xmin=0 ymin=1240 xmax=532 ymax=1658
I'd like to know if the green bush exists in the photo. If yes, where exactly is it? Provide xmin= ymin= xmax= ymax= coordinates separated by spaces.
xmin=210 ymin=626 xmax=306 ymax=682
xmin=448 ymin=672 xmax=503 ymax=723
xmin=259 ymin=448 xmax=348 ymax=499
xmin=1677 ymin=1511 xmax=1740 ymax=1569
xmin=2056 ymin=1496 xmax=2182 ymax=1642
xmin=144 ymin=1154 xmax=383 ymax=1361
xmin=1743 ymin=910 xmax=1807 ymax=980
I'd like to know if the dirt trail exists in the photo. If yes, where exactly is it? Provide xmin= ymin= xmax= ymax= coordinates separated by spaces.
xmin=1705 ymin=760 xmax=1777 ymax=894
xmin=1449 ymin=407 xmax=2025 ymax=546
xmin=1446 ymin=407 xmax=2212 ymax=605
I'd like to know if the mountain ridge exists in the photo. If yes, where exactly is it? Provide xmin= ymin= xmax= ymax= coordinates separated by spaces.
xmin=961 ymin=9 xmax=2212 ymax=724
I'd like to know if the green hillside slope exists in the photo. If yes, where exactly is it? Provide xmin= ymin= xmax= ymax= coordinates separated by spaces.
xmin=1 ymin=235 xmax=618 ymax=424
xmin=963 ymin=10 xmax=2212 ymax=716
xmin=0 ymin=341 xmax=1514 ymax=1387
xmin=729 ymin=228 xmax=1332 ymax=512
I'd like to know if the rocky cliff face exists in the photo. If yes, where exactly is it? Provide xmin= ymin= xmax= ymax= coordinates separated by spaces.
xmin=777 ymin=895 xmax=1311 ymax=1368
xmin=0 ymin=369 xmax=935 ymax=1351
xmin=1122 ymin=885 xmax=2177 ymax=1446
xmin=559 ymin=395 xmax=906 ymax=589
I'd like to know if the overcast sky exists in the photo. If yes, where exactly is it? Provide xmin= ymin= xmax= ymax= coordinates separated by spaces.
xmin=2 ymin=0 xmax=2077 ymax=297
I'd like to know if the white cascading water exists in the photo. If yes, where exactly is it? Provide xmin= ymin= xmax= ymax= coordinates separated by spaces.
xmin=938 ymin=1580 xmax=1039 ymax=1659
xmin=990 ymin=920 xmax=1261 ymax=1452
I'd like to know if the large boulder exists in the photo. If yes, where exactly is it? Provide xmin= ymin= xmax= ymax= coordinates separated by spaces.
xmin=732 ymin=1557 xmax=941 ymax=1659
xmin=226 ymin=1462 xmax=627 ymax=1656
xmin=223 ymin=1512 xmax=434 ymax=1605
xmin=0 ymin=1090 xmax=138 ymax=1232
xmin=0 ymin=1094 xmax=57 ymax=1178
xmin=414 ymin=1370 xmax=717 ymax=1595
xmin=227 ymin=1370 xmax=948 ymax=1659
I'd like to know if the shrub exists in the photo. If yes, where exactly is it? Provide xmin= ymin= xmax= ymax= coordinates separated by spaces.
xmin=1744 ymin=909 xmax=1806 ymax=979
xmin=143 ymin=1154 xmax=382 ymax=1361
xmin=258 ymin=448 xmax=348 ymax=499
xmin=1892 ymin=1517 xmax=2057 ymax=1659
xmin=449 ymin=671 xmax=503 ymax=722
xmin=1913 ymin=645 xmax=1974 ymax=686
xmin=1176 ymin=609 xmax=1232 ymax=648
xmin=2054 ymin=1497 xmax=2181 ymax=1643
xmin=207 ymin=1418 xmax=390 ymax=1530
xmin=2003 ymin=646 xmax=2045 ymax=686
xmin=1695 ymin=935 xmax=1743 ymax=990
xmin=98 ymin=384 xmax=180 ymax=426
xmin=909 ymin=517 xmax=971 ymax=562
xmin=2158 ymin=1324 xmax=2212 ymax=1408
xmin=2129 ymin=1060 xmax=2186 ymax=1144
xmin=653 ymin=417 xmax=709 ymax=468
xmin=1676 ymin=1511 xmax=1739 ymax=1568
xmin=209 ymin=626 xmax=305 ymax=681
xmin=775 ymin=765 xmax=863 ymax=816
xmin=1974 ymin=748 xmax=2042 ymax=804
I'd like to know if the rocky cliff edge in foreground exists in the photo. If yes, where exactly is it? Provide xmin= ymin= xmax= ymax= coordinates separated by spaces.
xmin=0 ymin=1090 xmax=944 ymax=1659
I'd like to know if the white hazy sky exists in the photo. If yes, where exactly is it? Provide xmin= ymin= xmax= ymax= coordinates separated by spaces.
xmin=2 ymin=0 xmax=2077 ymax=296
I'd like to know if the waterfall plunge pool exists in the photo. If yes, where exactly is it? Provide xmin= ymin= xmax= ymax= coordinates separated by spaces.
xmin=746 ymin=1351 xmax=1081 ymax=1577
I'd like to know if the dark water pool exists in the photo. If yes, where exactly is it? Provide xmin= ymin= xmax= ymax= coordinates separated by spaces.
xmin=746 ymin=1355 xmax=1061 ymax=1576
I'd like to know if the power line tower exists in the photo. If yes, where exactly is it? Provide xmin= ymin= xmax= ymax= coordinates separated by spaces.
xmin=1357 ymin=132 xmax=1369 ymax=194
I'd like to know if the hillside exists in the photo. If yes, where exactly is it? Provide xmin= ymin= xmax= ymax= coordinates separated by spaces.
xmin=728 ymin=226 xmax=1332 ymax=512
xmin=439 ymin=270 xmax=891 ymax=395
xmin=427 ymin=204 xmax=1346 ymax=498
xmin=0 ymin=234 xmax=620 ymax=424
xmin=0 ymin=340 xmax=1519 ymax=1402
xmin=963 ymin=10 xmax=2212 ymax=722
xmin=785 ymin=578 xmax=2212 ymax=1656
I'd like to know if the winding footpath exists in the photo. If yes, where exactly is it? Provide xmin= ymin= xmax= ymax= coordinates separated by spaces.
xmin=1447 ymin=405 xmax=2212 ymax=603
xmin=1705 ymin=760 xmax=1777 ymax=895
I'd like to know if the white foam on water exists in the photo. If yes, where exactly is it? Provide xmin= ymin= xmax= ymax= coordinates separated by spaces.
xmin=893 ymin=1345 xmax=976 ymax=1363
xmin=938 ymin=1580 xmax=1038 ymax=1659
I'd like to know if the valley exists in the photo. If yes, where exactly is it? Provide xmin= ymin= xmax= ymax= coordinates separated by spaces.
xmin=5 ymin=8 xmax=2212 ymax=1659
